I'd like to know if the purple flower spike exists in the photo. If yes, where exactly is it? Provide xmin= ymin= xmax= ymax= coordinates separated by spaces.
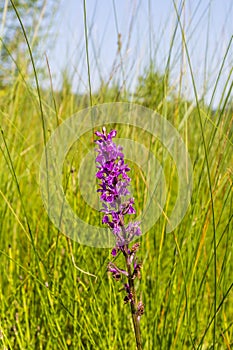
xmin=95 ymin=127 xmax=142 ymax=245
xmin=95 ymin=127 xmax=144 ymax=347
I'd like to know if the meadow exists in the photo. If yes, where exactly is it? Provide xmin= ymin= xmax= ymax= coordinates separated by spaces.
xmin=0 ymin=1 xmax=233 ymax=349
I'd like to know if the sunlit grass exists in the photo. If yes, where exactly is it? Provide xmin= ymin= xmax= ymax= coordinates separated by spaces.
xmin=0 ymin=0 xmax=232 ymax=349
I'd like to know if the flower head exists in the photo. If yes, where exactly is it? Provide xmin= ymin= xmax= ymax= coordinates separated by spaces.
xmin=95 ymin=128 xmax=143 ymax=319
xmin=95 ymin=127 xmax=141 ymax=245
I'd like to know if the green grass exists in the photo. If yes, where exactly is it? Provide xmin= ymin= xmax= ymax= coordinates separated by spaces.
xmin=0 ymin=0 xmax=233 ymax=349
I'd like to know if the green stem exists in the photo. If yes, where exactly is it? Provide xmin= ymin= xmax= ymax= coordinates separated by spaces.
xmin=125 ymin=251 xmax=142 ymax=350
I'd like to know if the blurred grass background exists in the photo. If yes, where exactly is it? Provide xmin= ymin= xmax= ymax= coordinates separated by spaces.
xmin=0 ymin=0 xmax=232 ymax=349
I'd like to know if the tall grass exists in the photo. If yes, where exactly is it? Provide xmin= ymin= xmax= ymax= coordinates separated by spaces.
xmin=0 ymin=0 xmax=232 ymax=349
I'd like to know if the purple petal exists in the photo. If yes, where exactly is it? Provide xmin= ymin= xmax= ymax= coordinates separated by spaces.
xmin=102 ymin=215 xmax=109 ymax=224
xmin=95 ymin=131 xmax=105 ymax=138
xmin=96 ymin=155 xmax=105 ymax=163
xmin=96 ymin=171 xmax=104 ymax=179
xmin=108 ymin=130 xmax=117 ymax=139
xmin=111 ymin=248 xmax=117 ymax=256
xmin=128 ymin=205 xmax=136 ymax=214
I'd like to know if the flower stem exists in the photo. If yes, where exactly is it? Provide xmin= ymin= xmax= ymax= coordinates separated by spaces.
xmin=125 ymin=251 xmax=143 ymax=350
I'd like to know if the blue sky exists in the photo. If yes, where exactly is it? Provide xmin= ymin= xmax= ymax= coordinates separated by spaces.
xmin=45 ymin=0 xmax=233 ymax=106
